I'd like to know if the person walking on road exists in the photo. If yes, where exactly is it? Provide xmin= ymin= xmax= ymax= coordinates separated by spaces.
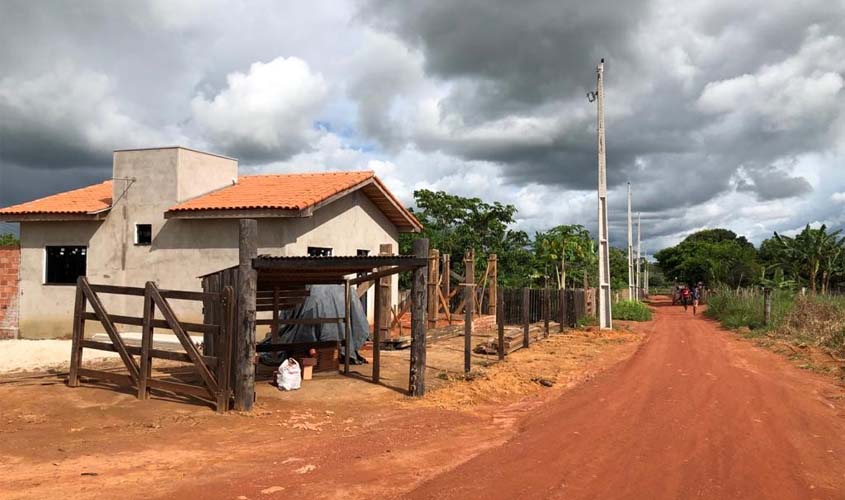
xmin=691 ymin=284 xmax=701 ymax=315
xmin=680 ymin=285 xmax=691 ymax=312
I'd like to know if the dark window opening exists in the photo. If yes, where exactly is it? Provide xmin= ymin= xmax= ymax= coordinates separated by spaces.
xmin=45 ymin=246 xmax=87 ymax=284
xmin=135 ymin=224 xmax=152 ymax=245
xmin=307 ymin=246 xmax=332 ymax=257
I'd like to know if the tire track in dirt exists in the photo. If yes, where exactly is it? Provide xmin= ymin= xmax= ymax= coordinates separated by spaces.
xmin=402 ymin=297 xmax=845 ymax=500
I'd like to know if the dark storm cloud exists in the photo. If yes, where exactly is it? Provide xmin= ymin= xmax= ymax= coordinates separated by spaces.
xmin=360 ymin=0 xmax=845 ymax=214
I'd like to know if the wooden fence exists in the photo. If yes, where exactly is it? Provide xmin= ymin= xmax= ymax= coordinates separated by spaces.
xmin=67 ymin=277 xmax=235 ymax=412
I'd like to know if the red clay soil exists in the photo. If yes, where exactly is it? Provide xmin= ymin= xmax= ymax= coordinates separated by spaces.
xmin=404 ymin=297 xmax=845 ymax=499
xmin=4 ymin=297 xmax=844 ymax=499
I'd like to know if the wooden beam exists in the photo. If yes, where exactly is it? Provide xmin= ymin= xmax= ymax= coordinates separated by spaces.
xmin=488 ymin=254 xmax=498 ymax=320
xmin=373 ymin=266 xmax=382 ymax=384
xmin=137 ymin=283 xmax=155 ymax=400
xmin=80 ymin=278 xmax=140 ymax=384
xmin=543 ymin=286 xmax=550 ymax=338
xmin=235 ymin=219 xmax=258 ymax=412
xmin=343 ymin=279 xmax=351 ymax=375
xmin=464 ymin=249 xmax=475 ymax=373
xmin=378 ymin=244 xmax=393 ymax=341
xmin=409 ymin=238 xmax=428 ymax=396
xmin=558 ymin=289 xmax=565 ymax=332
xmin=427 ymin=249 xmax=439 ymax=329
xmin=522 ymin=287 xmax=530 ymax=349
xmin=68 ymin=278 xmax=86 ymax=388
xmin=149 ymin=284 xmax=219 ymax=396
xmin=442 ymin=254 xmax=451 ymax=324
xmin=497 ymin=285 xmax=505 ymax=361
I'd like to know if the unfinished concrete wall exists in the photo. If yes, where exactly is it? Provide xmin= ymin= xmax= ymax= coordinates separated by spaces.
xmin=0 ymin=245 xmax=20 ymax=339
xmin=16 ymin=151 xmax=400 ymax=338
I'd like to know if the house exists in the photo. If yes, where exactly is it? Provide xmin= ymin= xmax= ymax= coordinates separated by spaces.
xmin=0 ymin=146 xmax=421 ymax=339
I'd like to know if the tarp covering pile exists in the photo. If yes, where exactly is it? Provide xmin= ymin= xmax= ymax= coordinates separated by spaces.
xmin=259 ymin=284 xmax=369 ymax=364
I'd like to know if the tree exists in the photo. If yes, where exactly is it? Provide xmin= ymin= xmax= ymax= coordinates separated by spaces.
xmin=399 ymin=190 xmax=534 ymax=287
xmin=654 ymin=229 xmax=759 ymax=287
xmin=0 ymin=233 xmax=18 ymax=246
xmin=533 ymin=225 xmax=598 ymax=289
xmin=771 ymin=224 xmax=845 ymax=294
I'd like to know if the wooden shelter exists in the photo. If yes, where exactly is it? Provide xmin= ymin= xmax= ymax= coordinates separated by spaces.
xmin=201 ymin=220 xmax=429 ymax=411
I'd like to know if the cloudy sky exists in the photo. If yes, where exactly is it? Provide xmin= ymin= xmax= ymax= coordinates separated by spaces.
xmin=1 ymin=0 xmax=844 ymax=254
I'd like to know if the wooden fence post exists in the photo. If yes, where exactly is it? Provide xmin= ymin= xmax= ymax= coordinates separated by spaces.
xmin=373 ymin=268 xmax=383 ymax=384
xmin=464 ymin=249 xmax=475 ymax=373
xmin=497 ymin=285 xmax=505 ymax=360
xmin=566 ymin=289 xmax=576 ymax=328
xmin=522 ymin=287 xmax=530 ymax=348
xmin=138 ymin=282 xmax=155 ymax=400
xmin=763 ymin=287 xmax=772 ymax=326
xmin=409 ymin=238 xmax=429 ymax=396
xmin=378 ymin=244 xmax=394 ymax=340
xmin=344 ymin=279 xmax=352 ymax=375
xmin=68 ymin=278 xmax=87 ymax=388
xmin=558 ymin=289 xmax=565 ymax=332
xmin=543 ymin=286 xmax=550 ymax=337
xmin=442 ymin=254 xmax=451 ymax=324
xmin=234 ymin=219 xmax=257 ymax=412
xmin=488 ymin=254 xmax=498 ymax=320
xmin=427 ymin=249 xmax=439 ymax=329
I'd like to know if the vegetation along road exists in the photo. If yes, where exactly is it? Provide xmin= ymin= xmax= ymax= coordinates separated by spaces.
xmin=404 ymin=297 xmax=845 ymax=500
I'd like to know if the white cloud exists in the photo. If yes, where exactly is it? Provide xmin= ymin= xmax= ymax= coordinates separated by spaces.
xmin=191 ymin=57 xmax=328 ymax=160
xmin=832 ymin=192 xmax=845 ymax=204
xmin=697 ymin=27 xmax=845 ymax=133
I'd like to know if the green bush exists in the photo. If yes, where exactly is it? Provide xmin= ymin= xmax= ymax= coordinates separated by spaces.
xmin=704 ymin=287 xmax=793 ymax=331
xmin=612 ymin=300 xmax=653 ymax=321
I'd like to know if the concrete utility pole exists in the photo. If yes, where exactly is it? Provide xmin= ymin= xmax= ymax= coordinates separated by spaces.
xmin=627 ymin=182 xmax=634 ymax=301
xmin=589 ymin=59 xmax=612 ymax=330
xmin=636 ymin=212 xmax=641 ymax=302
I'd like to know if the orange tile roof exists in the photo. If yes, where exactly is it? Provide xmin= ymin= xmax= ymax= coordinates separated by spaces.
xmin=168 ymin=171 xmax=376 ymax=212
xmin=0 ymin=181 xmax=113 ymax=215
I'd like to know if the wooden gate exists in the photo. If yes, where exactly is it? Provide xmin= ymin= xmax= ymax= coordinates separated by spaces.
xmin=67 ymin=277 xmax=235 ymax=412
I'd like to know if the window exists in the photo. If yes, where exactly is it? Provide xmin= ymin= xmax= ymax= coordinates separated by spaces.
xmin=45 ymin=246 xmax=87 ymax=284
xmin=307 ymin=246 xmax=332 ymax=257
xmin=135 ymin=224 xmax=152 ymax=245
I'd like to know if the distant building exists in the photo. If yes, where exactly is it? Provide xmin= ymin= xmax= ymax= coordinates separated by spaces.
xmin=0 ymin=146 xmax=420 ymax=339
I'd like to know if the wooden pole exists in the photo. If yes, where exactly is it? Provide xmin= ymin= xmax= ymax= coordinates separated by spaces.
xmin=543 ymin=286 xmax=550 ymax=338
xmin=234 ymin=219 xmax=257 ymax=412
xmin=68 ymin=278 xmax=87 ymax=388
xmin=344 ymin=279 xmax=351 ymax=375
xmin=378 ymin=243 xmax=393 ymax=340
xmin=138 ymin=282 xmax=155 ymax=400
xmin=442 ymin=254 xmax=451 ymax=324
xmin=558 ymin=288 xmax=565 ymax=332
xmin=373 ymin=269 xmax=382 ymax=383
xmin=271 ymin=287 xmax=280 ymax=341
xmin=488 ymin=254 xmax=498 ymax=320
xmin=427 ymin=249 xmax=439 ymax=329
xmin=522 ymin=287 xmax=530 ymax=348
xmin=464 ymin=249 xmax=475 ymax=373
xmin=409 ymin=238 xmax=429 ymax=396
xmin=497 ymin=285 xmax=505 ymax=360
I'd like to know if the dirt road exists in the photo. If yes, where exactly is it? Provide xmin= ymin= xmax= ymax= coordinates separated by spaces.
xmin=405 ymin=297 xmax=845 ymax=499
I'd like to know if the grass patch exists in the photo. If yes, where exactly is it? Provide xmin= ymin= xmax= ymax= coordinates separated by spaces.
xmin=704 ymin=287 xmax=792 ymax=331
xmin=612 ymin=300 xmax=653 ymax=321
xmin=576 ymin=315 xmax=598 ymax=328
xmin=706 ymin=287 xmax=845 ymax=359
